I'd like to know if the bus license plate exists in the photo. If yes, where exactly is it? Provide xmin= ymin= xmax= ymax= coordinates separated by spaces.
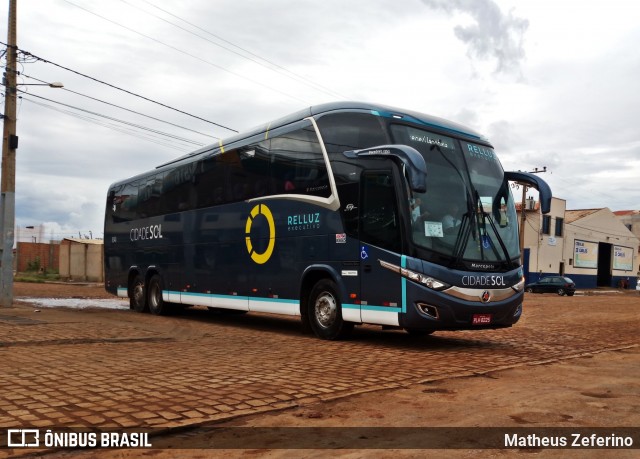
xmin=472 ymin=314 xmax=492 ymax=325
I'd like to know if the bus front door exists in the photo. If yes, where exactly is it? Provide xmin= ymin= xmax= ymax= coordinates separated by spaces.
xmin=359 ymin=171 xmax=404 ymax=327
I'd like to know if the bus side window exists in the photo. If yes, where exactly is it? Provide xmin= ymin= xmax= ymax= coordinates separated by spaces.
xmin=194 ymin=157 xmax=221 ymax=208
xmin=316 ymin=112 xmax=389 ymax=156
xmin=360 ymin=171 xmax=400 ymax=252
xmin=226 ymin=146 xmax=271 ymax=202
xmin=242 ymin=143 xmax=272 ymax=199
xmin=137 ymin=173 xmax=164 ymax=218
xmin=112 ymin=181 xmax=139 ymax=222
xmin=162 ymin=162 xmax=196 ymax=213
xmin=270 ymin=122 xmax=330 ymax=198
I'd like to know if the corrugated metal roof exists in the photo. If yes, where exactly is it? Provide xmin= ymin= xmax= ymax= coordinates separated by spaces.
xmin=565 ymin=209 xmax=602 ymax=223
xmin=62 ymin=238 xmax=104 ymax=245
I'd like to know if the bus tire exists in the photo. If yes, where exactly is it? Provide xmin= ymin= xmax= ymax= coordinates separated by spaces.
xmin=130 ymin=274 xmax=147 ymax=312
xmin=148 ymin=274 xmax=169 ymax=316
xmin=308 ymin=279 xmax=353 ymax=340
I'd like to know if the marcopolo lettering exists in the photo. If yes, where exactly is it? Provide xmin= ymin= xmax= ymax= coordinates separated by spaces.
xmin=130 ymin=224 xmax=163 ymax=241
xmin=462 ymin=275 xmax=506 ymax=287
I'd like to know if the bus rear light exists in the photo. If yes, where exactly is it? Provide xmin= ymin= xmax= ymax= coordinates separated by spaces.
xmin=349 ymin=293 xmax=358 ymax=299
xmin=417 ymin=303 xmax=439 ymax=319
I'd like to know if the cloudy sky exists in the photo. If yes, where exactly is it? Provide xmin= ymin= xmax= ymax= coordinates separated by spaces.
xmin=2 ymin=0 xmax=639 ymax=241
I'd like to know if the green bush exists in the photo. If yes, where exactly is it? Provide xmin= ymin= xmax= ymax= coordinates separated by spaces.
xmin=26 ymin=257 xmax=41 ymax=272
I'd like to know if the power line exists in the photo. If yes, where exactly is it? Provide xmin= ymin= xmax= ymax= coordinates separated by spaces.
xmin=21 ymin=97 xmax=193 ymax=152
xmin=128 ymin=0 xmax=346 ymax=100
xmin=19 ymin=90 xmax=204 ymax=146
xmin=61 ymin=0 xmax=310 ymax=105
xmin=20 ymin=73 xmax=219 ymax=141
xmin=19 ymin=93 xmax=200 ymax=152
xmin=1 ymin=41 xmax=239 ymax=133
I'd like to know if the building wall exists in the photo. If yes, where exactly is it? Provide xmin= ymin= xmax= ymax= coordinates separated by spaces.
xmin=615 ymin=211 xmax=640 ymax=240
xmin=16 ymin=242 xmax=60 ymax=273
xmin=564 ymin=209 xmax=639 ymax=289
xmin=520 ymin=198 xmax=567 ymax=283
xmin=521 ymin=201 xmax=639 ymax=289
xmin=86 ymin=244 xmax=104 ymax=281
xmin=59 ymin=239 xmax=104 ymax=282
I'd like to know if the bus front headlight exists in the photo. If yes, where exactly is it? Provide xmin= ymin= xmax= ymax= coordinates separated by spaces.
xmin=512 ymin=277 xmax=525 ymax=292
xmin=379 ymin=259 xmax=449 ymax=291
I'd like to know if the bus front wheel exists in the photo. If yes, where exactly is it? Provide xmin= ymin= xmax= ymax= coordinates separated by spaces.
xmin=308 ymin=279 xmax=353 ymax=340
xmin=148 ymin=274 xmax=169 ymax=316
xmin=130 ymin=274 xmax=147 ymax=312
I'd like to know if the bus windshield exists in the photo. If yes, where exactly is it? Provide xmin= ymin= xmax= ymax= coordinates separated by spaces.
xmin=390 ymin=124 xmax=520 ymax=266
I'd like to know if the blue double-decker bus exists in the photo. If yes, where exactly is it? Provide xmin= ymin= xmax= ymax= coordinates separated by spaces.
xmin=104 ymin=102 xmax=551 ymax=339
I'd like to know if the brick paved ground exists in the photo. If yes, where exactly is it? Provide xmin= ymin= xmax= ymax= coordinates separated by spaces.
xmin=0 ymin=288 xmax=638 ymax=456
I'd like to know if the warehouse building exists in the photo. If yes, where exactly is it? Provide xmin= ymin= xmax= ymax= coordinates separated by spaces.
xmin=519 ymin=198 xmax=639 ymax=289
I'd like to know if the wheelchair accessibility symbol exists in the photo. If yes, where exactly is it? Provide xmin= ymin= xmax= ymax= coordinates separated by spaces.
xmin=481 ymin=235 xmax=491 ymax=250
xmin=360 ymin=246 xmax=369 ymax=260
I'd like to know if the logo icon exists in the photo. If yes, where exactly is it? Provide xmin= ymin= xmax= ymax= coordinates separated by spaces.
xmin=480 ymin=290 xmax=491 ymax=303
xmin=245 ymin=204 xmax=276 ymax=265
xmin=7 ymin=429 xmax=40 ymax=447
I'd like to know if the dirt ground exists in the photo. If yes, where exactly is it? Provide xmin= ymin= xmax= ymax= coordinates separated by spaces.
xmin=13 ymin=281 xmax=114 ymax=299
xmin=11 ymin=282 xmax=640 ymax=458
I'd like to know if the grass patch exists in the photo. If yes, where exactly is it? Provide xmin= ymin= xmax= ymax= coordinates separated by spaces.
xmin=15 ymin=272 xmax=61 ymax=283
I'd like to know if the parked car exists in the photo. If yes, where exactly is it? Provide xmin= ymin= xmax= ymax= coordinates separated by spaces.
xmin=525 ymin=276 xmax=576 ymax=296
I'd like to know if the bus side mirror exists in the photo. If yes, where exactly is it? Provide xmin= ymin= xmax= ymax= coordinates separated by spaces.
xmin=343 ymin=145 xmax=427 ymax=193
xmin=505 ymin=171 xmax=553 ymax=214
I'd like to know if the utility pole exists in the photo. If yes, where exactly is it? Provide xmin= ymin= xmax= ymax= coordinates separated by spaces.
xmin=0 ymin=0 xmax=18 ymax=306
xmin=517 ymin=167 xmax=547 ymax=265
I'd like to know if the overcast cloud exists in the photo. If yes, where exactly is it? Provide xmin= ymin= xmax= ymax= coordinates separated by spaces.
xmin=1 ymin=0 xmax=639 ymax=241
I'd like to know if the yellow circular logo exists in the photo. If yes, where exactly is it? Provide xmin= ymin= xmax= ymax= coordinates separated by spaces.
xmin=245 ymin=204 xmax=276 ymax=264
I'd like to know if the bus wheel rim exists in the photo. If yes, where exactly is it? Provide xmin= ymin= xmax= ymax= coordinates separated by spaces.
xmin=315 ymin=292 xmax=337 ymax=328
xmin=133 ymin=284 xmax=144 ymax=305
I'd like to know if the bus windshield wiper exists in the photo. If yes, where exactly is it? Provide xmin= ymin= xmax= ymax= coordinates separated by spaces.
xmin=430 ymin=144 xmax=478 ymax=241
xmin=475 ymin=189 xmax=512 ymax=263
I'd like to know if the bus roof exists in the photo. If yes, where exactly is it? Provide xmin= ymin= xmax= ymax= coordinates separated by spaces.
xmin=156 ymin=101 xmax=490 ymax=169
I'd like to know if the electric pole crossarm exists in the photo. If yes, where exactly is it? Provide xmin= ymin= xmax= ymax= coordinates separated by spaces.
xmin=504 ymin=170 xmax=552 ymax=214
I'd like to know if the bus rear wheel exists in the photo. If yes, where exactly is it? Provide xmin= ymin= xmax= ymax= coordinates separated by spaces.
xmin=148 ymin=274 xmax=169 ymax=316
xmin=130 ymin=274 xmax=147 ymax=312
xmin=308 ymin=279 xmax=353 ymax=340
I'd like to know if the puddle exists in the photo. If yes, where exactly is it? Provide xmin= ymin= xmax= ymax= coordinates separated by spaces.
xmin=18 ymin=298 xmax=129 ymax=310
